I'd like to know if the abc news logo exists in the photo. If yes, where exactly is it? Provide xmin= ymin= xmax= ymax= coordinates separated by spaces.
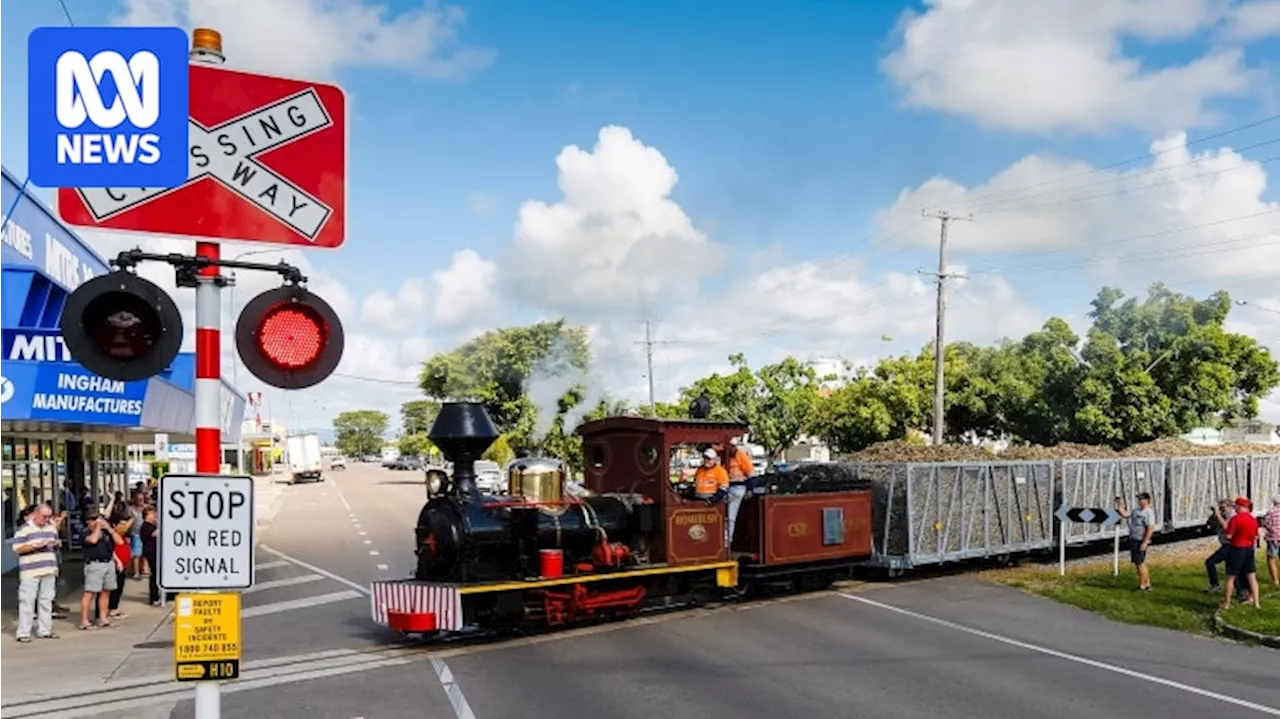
xmin=27 ymin=27 xmax=189 ymax=188
xmin=55 ymin=50 xmax=162 ymax=166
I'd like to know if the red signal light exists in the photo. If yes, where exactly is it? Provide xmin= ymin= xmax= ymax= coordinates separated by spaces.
xmin=236 ymin=286 xmax=344 ymax=390
xmin=257 ymin=305 xmax=326 ymax=369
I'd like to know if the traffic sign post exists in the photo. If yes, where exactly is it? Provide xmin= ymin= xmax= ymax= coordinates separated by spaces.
xmin=175 ymin=593 xmax=242 ymax=682
xmin=1054 ymin=504 xmax=1122 ymax=576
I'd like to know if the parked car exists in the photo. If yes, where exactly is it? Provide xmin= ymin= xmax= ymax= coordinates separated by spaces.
xmin=390 ymin=456 xmax=424 ymax=471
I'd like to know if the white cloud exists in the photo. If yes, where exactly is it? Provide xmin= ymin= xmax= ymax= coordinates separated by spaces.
xmin=500 ymin=126 xmax=730 ymax=319
xmin=361 ymin=278 xmax=430 ymax=333
xmin=451 ymin=125 xmax=1047 ymax=411
xmin=432 ymin=249 xmax=498 ymax=327
xmin=875 ymin=130 xmax=1280 ymax=287
xmin=880 ymin=0 xmax=1261 ymax=134
xmin=1224 ymin=0 xmax=1280 ymax=41
xmin=112 ymin=0 xmax=495 ymax=81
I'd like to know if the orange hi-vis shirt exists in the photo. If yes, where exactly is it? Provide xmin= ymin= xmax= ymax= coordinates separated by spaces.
xmin=726 ymin=452 xmax=753 ymax=483
xmin=694 ymin=465 xmax=730 ymax=498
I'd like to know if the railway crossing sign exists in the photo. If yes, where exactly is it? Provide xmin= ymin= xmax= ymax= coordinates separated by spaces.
xmin=55 ymin=62 xmax=347 ymax=249
xmin=1055 ymin=504 xmax=1122 ymax=526
xmin=158 ymin=473 xmax=255 ymax=591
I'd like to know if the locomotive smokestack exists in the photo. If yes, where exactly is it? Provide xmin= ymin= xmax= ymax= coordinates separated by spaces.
xmin=428 ymin=402 xmax=499 ymax=503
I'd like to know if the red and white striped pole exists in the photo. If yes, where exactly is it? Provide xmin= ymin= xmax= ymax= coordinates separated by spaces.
xmin=190 ymin=29 xmax=226 ymax=475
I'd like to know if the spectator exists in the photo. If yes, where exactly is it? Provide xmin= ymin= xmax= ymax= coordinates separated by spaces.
xmin=79 ymin=506 xmax=124 ymax=630
xmin=1222 ymin=496 xmax=1261 ymax=610
xmin=1207 ymin=500 xmax=1251 ymax=601
xmin=12 ymin=503 xmax=62 ymax=642
xmin=105 ymin=504 xmax=134 ymax=620
xmin=1115 ymin=492 xmax=1156 ymax=591
xmin=1262 ymin=496 xmax=1280 ymax=588
xmin=128 ymin=491 xmax=147 ymax=579
xmin=140 ymin=506 xmax=166 ymax=606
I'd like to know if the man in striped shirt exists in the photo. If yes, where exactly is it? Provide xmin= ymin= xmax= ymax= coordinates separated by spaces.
xmin=13 ymin=503 xmax=63 ymax=642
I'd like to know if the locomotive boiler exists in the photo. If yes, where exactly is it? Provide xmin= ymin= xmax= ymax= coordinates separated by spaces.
xmin=413 ymin=403 xmax=657 ymax=584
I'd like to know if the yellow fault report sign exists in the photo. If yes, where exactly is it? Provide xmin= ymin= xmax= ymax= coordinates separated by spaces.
xmin=174 ymin=592 xmax=242 ymax=682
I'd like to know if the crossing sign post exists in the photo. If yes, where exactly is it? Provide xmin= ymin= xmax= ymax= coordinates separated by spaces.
xmin=1055 ymin=503 xmax=1123 ymax=576
xmin=54 ymin=62 xmax=347 ymax=249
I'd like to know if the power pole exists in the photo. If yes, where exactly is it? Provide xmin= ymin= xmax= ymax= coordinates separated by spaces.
xmin=919 ymin=209 xmax=972 ymax=445
xmin=636 ymin=320 xmax=671 ymax=417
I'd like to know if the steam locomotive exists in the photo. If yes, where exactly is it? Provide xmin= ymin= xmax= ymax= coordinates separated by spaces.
xmin=370 ymin=402 xmax=874 ymax=638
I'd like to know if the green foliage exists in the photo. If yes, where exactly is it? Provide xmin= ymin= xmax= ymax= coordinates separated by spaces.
xmin=687 ymin=284 xmax=1279 ymax=454
xmin=397 ymin=432 xmax=434 ymax=458
xmin=483 ymin=435 xmax=515 ymax=466
xmin=333 ymin=410 xmax=389 ymax=457
xmin=677 ymin=353 xmax=820 ymax=463
xmin=418 ymin=319 xmax=591 ymax=448
xmin=400 ymin=399 xmax=440 ymax=436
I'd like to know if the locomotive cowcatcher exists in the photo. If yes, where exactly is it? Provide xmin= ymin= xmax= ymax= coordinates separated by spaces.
xmin=369 ymin=402 xmax=874 ymax=639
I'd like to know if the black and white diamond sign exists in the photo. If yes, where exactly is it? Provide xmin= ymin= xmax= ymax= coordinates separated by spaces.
xmin=1055 ymin=504 xmax=1122 ymax=526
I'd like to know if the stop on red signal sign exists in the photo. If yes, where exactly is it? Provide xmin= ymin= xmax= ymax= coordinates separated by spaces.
xmin=236 ymin=286 xmax=344 ymax=389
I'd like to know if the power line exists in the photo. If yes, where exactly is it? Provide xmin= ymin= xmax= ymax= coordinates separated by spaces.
xmin=919 ymin=209 xmax=971 ymax=445
xmin=57 ymin=0 xmax=75 ymax=26
xmin=329 ymin=372 xmax=420 ymax=387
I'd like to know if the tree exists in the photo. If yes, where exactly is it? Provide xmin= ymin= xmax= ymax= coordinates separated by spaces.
xmin=1065 ymin=284 xmax=1279 ymax=446
xmin=401 ymin=399 xmax=440 ymax=435
xmin=418 ymin=319 xmax=592 ymax=452
xmin=398 ymin=432 xmax=434 ymax=458
xmin=677 ymin=354 xmax=820 ymax=463
xmin=810 ymin=284 xmax=1280 ymax=450
xmin=333 ymin=410 xmax=389 ymax=457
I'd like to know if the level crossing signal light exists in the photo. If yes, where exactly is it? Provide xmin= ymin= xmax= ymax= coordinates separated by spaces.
xmin=61 ymin=271 xmax=344 ymax=390
xmin=59 ymin=272 xmax=185 ymax=382
xmin=236 ymin=285 xmax=345 ymax=390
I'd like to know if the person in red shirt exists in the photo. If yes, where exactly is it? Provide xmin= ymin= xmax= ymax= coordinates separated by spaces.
xmin=1222 ymin=497 xmax=1261 ymax=610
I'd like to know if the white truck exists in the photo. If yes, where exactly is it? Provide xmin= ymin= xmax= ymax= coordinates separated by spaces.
xmin=286 ymin=434 xmax=324 ymax=484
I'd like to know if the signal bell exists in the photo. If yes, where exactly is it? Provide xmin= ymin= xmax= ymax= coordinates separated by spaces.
xmin=236 ymin=285 xmax=344 ymax=390
xmin=60 ymin=271 xmax=184 ymax=382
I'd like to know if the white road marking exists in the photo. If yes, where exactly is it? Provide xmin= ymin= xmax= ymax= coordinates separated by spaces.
xmin=4 ymin=647 xmax=428 ymax=718
xmin=431 ymin=657 xmax=479 ymax=719
xmin=838 ymin=593 xmax=1280 ymax=716
xmin=242 ymin=574 xmax=325 ymax=594
xmin=305 ymin=502 xmax=319 ymax=507
xmin=376 ymin=564 xmax=389 ymax=571
xmin=369 ymin=550 xmax=380 ymax=556
xmin=259 ymin=545 xmax=370 ymax=595
xmin=363 ymin=539 xmax=372 ymax=545
xmin=241 ymin=590 xmax=364 ymax=618
xmin=255 ymin=560 xmax=290 ymax=571
xmin=332 ymin=477 xmax=355 ymax=513
xmin=358 ymin=531 xmax=367 ymax=536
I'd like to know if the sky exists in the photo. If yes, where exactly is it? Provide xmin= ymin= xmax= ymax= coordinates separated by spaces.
xmin=4 ymin=0 xmax=1280 ymax=436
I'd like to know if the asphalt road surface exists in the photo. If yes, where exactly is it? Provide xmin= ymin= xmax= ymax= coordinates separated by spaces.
xmin=51 ymin=463 xmax=1280 ymax=719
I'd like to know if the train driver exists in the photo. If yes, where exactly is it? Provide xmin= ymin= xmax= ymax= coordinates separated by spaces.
xmin=693 ymin=449 xmax=730 ymax=504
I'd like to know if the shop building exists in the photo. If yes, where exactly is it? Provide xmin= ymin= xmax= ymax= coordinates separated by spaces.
xmin=1 ymin=167 xmax=246 ymax=569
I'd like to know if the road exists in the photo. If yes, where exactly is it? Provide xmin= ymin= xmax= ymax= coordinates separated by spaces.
xmin=26 ymin=463 xmax=1279 ymax=719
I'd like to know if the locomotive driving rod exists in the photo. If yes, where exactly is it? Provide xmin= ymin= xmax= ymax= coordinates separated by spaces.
xmin=109 ymin=247 xmax=309 ymax=288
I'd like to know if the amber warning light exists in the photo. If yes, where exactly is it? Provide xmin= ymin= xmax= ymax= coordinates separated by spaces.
xmin=236 ymin=286 xmax=345 ymax=389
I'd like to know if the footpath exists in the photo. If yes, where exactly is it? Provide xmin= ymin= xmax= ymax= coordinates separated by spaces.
xmin=0 ymin=473 xmax=291 ymax=716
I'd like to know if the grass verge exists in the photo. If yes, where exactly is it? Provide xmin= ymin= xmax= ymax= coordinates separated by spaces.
xmin=987 ymin=548 xmax=1280 ymax=639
